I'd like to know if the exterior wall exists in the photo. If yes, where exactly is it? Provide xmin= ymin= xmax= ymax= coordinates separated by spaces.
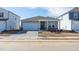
xmin=0 ymin=8 xmax=8 ymax=19
xmin=0 ymin=8 xmax=8 ymax=32
xmin=71 ymin=20 xmax=79 ymax=31
xmin=6 ymin=12 xmax=20 ymax=30
xmin=0 ymin=8 xmax=20 ymax=31
xmin=0 ymin=21 xmax=6 ymax=32
xmin=16 ymin=16 xmax=21 ymax=30
xmin=59 ymin=13 xmax=72 ymax=30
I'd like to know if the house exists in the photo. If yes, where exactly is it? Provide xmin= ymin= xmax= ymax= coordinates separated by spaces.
xmin=21 ymin=7 xmax=79 ymax=31
xmin=0 ymin=7 xmax=20 ymax=32
xmin=21 ymin=16 xmax=60 ymax=31
xmin=57 ymin=7 xmax=79 ymax=31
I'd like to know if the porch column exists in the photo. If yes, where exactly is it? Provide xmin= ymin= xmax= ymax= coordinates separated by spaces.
xmin=58 ymin=21 xmax=60 ymax=30
xmin=39 ymin=21 xmax=40 ymax=30
xmin=46 ymin=21 xmax=48 ymax=30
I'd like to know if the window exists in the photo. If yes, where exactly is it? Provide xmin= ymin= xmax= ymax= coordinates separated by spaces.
xmin=0 ymin=12 xmax=4 ymax=17
xmin=74 ymin=12 xmax=78 ymax=19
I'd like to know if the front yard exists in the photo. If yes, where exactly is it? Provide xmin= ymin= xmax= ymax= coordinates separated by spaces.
xmin=0 ymin=30 xmax=19 ymax=36
xmin=0 ymin=30 xmax=79 ymax=40
xmin=39 ymin=31 xmax=79 ymax=37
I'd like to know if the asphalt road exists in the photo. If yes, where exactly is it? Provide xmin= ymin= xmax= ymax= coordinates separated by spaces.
xmin=0 ymin=40 xmax=79 ymax=51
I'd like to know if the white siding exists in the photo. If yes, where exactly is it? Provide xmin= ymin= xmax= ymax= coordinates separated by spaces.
xmin=59 ymin=13 xmax=72 ymax=30
xmin=16 ymin=16 xmax=21 ymax=30
xmin=0 ymin=21 xmax=6 ymax=32
xmin=0 ymin=8 xmax=20 ymax=32
xmin=6 ymin=12 xmax=20 ymax=30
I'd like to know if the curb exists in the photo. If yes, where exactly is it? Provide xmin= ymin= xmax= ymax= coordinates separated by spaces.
xmin=0 ymin=39 xmax=79 ymax=42
xmin=1 ymin=37 xmax=79 ymax=42
xmin=2 ymin=36 xmax=79 ymax=38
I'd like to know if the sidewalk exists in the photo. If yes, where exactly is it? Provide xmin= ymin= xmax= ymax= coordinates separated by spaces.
xmin=0 ymin=36 xmax=79 ymax=42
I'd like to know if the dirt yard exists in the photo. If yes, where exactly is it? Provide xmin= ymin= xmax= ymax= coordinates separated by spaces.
xmin=0 ymin=30 xmax=19 ymax=36
xmin=39 ymin=31 xmax=79 ymax=37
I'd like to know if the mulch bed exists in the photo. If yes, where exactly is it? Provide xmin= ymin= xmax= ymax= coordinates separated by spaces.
xmin=39 ymin=31 xmax=79 ymax=37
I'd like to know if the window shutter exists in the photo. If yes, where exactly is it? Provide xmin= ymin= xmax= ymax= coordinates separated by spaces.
xmin=69 ymin=12 xmax=74 ymax=19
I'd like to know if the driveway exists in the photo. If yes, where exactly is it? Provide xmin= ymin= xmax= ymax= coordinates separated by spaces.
xmin=9 ymin=31 xmax=39 ymax=39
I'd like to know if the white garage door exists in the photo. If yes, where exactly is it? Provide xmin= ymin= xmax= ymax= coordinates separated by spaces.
xmin=23 ymin=22 xmax=40 ymax=30
xmin=72 ymin=21 xmax=79 ymax=31
xmin=0 ymin=21 xmax=6 ymax=32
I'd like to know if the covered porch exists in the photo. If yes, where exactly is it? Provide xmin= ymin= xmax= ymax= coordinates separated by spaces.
xmin=39 ymin=20 xmax=60 ymax=30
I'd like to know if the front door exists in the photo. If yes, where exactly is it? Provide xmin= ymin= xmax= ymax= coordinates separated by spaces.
xmin=40 ymin=21 xmax=45 ymax=30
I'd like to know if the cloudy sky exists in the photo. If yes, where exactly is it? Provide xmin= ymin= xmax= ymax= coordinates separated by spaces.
xmin=4 ymin=7 xmax=74 ymax=19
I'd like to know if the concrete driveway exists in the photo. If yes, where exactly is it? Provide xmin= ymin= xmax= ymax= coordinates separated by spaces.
xmin=25 ymin=31 xmax=39 ymax=37
xmin=9 ymin=31 xmax=39 ymax=39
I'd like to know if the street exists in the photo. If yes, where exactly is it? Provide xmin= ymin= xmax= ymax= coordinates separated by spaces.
xmin=0 ymin=40 xmax=79 ymax=51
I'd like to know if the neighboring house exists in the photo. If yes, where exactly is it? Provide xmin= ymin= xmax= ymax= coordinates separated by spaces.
xmin=0 ymin=7 xmax=20 ymax=32
xmin=58 ymin=7 xmax=79 ymax=31
xmin=21 ymin=16 xmax=60 ymax=31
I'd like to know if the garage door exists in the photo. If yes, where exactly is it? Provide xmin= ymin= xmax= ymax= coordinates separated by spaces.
xmin=72 ymin=21 xmax=79 ymax=31
xmin=0 ymin=21 xmax=6 ymax=32
xmin=23 ymin=22 xmax=40 ymax=30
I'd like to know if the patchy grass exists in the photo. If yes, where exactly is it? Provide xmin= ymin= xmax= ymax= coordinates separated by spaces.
xmin=39 ymin=31 xmax=79 ymax=37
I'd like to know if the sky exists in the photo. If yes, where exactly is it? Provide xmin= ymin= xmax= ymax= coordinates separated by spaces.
xmin=4 ymin=7 xmax=74 ymax=19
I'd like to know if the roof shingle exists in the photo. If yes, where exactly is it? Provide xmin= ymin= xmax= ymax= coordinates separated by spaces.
xmin=22 ymin=16 xmax=60 ymax=22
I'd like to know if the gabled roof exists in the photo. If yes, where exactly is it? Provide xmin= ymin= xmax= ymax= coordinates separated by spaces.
xmin=21 ymin=16 xmax=60 ymax=22
xmin=70 ymin=7 xmax=79 ymax=12
xmin=57 ymin=7 xmax=79 ymax=18
xmin=0 ymin=7 xmax=20 ymax=17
